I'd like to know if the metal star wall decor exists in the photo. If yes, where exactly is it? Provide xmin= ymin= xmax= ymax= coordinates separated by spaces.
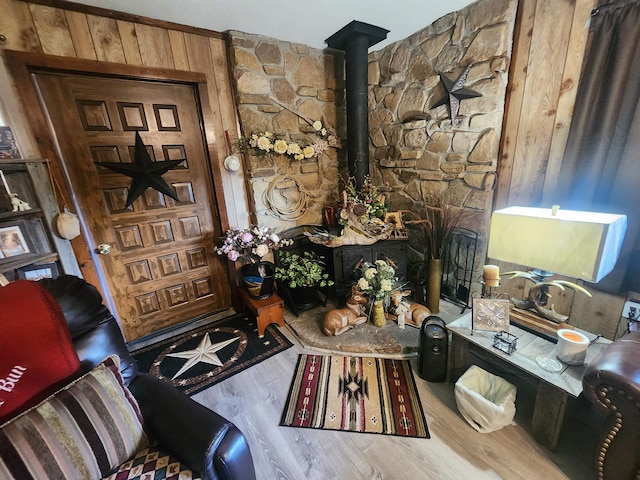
xmin=431 ymin=64 xmax=482 ymax=121
xmin=97 ymin=131 xmax=183 ymax=208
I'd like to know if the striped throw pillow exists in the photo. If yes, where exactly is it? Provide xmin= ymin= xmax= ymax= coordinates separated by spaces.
xmin=0 ymin=355 xmax=148 ymax=479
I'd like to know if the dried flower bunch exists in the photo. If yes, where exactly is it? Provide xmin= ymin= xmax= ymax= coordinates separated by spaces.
xmin=405 ymin=193 xmax=468 ymax=260
xmin=239 ymin=120 xmax=339 ymax=161
xmin=339 ymin=176 xmax=388 ymax=226
xmin=215 ymin=225 xmax=292 ymax=264
xmin=355 ymin=259 xmax=399 ymax=303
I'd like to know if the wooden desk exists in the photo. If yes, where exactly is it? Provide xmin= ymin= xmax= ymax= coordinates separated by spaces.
xmin=447 ymin=313 xmax=610 ymax=450
xmin=240 ymin=289 xmax=284 ymax=337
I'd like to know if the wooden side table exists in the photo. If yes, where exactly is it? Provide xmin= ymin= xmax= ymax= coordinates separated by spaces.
xmin=447 ymin=313 xmax=610 ymax=450
xmin=239 ymin=289 xmax=284 ymax=337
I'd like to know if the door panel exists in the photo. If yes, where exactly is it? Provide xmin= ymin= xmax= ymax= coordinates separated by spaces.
xmin=34 ymin=72 xmax=231 ymax=340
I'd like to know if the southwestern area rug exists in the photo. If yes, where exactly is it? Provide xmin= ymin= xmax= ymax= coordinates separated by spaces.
xmin=133 ymin=315 xmax=293 ymax=396
xmin=280 ymin=354 xmax=430 ymax=438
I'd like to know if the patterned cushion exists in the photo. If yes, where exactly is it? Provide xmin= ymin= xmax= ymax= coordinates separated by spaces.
xmin=103 ymin=445 xmax=201 ymax=480
xmin=0 ymin=355 xmax=148 ymax=479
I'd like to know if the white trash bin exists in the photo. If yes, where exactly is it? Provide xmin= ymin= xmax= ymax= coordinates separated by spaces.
xmin=454 ymin=365 xmax=517 ymax=433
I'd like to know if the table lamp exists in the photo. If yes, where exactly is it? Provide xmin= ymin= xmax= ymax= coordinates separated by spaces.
xmin=487 ymin=206 xmax=627 ymax=335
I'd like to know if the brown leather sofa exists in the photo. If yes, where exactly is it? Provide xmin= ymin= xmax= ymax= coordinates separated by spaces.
xmin=39 ymin=275 xmax=256 ymax=480
xmin=582 ymin=330 xmax=640 ymax=480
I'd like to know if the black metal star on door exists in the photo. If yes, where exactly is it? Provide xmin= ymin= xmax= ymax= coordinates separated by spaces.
xmin=97 ymin=131 xmax=184 ymax=208
xmin=432 ymin=64 xmax=482 ymax=121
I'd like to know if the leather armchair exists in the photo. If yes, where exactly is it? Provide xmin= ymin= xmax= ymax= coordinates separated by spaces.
xmin=582 ymin=330 xmax=640 ymax=480
xmin=39 ymin=275 xmax=256 ymax=480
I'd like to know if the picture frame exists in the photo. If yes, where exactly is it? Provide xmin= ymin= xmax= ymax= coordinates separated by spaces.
xmin=17 ymin=262 xmax=59 ymax=281
xmin=0 ymin=126 xmax=21 ymax=159
xmin=0 ymin=222 xmax=31 ymax=258
xmin=472 ymin=297 xmax=510 ymax=332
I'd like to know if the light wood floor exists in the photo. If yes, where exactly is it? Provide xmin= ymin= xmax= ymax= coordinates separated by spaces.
xmin=193 ymin=322 xmax=602 ymax=480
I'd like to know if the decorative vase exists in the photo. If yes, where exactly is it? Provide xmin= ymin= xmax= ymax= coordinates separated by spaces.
xmin=426 ymin=258 xmax=442 ymax=314
xmin=371 ymin=299 xmax=386 ymax=327
xmin=241 ymin=261 xmax=275 ymax=300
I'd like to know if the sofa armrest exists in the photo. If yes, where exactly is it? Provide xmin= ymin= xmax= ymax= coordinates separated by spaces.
xmin=128 ymin=373 xmax=256 ymax=480
xmin=582 ymin=331 xmax=640 ymax=480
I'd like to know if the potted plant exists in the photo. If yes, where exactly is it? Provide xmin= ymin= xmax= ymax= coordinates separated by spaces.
xmin=274 ymin=250 xmax=334 ymax=311
xmin=214 ymin=225 xmax=292 ymax=299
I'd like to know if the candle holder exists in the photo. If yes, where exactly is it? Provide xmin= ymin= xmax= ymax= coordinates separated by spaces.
xmin=481 ymin=280 xmax=502 ymax=298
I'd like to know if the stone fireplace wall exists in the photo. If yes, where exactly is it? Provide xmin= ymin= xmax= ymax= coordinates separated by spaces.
xmin=230 ymin=0 xmax=517 ymax=295
xmin=367 ymin=0 xmax=517 ymax=256
xmin=227 ymin=32 xmax=346 ymax=229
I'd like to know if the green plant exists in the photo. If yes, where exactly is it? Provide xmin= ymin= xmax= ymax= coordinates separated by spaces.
xmin=275 ymin=251 xmax=334 ymax=288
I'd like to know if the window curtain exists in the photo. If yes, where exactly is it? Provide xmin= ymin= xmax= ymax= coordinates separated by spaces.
xmin=555 ymin=0 xmax=640 ymax=293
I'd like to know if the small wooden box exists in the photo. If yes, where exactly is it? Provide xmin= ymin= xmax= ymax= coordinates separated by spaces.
xmin=239 ymin=289 xmax=284 ymax=337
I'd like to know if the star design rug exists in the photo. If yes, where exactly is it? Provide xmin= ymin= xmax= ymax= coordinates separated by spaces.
xmin=132 ymin=315 xmax=293 ymax=396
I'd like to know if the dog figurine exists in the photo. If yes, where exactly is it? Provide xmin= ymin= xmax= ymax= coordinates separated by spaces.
xmin=322 ymin=291 xmax=368 ymax=336
xmin=389 ymin=290 xmax=431 ymax=328
xmin=10 ymin=194 xmax=31 ymax=212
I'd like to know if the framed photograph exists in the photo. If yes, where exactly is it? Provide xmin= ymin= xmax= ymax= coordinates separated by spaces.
xmin=17 ymin=262 xmax=59 ymax=281
xmin=0 ymin=126 xmax=21 ymax=159
xmin=0 ymin=222 xmax=31 ymax=258
xmin=472 ymin=297 xmax=510 ymax=332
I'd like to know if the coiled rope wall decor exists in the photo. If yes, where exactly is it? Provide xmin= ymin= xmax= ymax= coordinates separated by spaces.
xmin=263 ymin=174 xmax=316 ymax=220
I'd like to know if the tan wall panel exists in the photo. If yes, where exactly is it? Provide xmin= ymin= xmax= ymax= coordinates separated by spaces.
xmin=0 ymin=0 xmax=41 ymax=52
xmin=135 ymin=23 xmax=175 ymax=69
xmin=542 ymin=0 xmax=597 ymax=203
xmin=508 ymin=0 xmax=574 ymax=206
xmin=29 ymin=4 xmax=75 ymax=56
xmin=86 ymin=14 xmax=125 ymax=63
xmin=65 ymin=11 xmax=97 ymax=60
xmin=168 ymin=30 xmax=190 ymax=71
xmin=116 ymin=20 xmax=143 ymax=65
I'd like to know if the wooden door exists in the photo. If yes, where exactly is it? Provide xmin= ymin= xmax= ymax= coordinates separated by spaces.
xmin=34 ymin=72 xmax=231 ymax=341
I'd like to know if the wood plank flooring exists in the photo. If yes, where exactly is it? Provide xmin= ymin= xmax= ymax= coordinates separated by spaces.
xmin=193 ymin=322 xmax=602 ymax=480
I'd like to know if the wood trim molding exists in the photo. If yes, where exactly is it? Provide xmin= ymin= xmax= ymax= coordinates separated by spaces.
xmin=17 ymin=0 xmax=225 ymax=39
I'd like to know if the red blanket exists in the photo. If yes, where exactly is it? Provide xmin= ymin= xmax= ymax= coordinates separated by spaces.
xmin=0 ymin=280 xmax=80 ymax=424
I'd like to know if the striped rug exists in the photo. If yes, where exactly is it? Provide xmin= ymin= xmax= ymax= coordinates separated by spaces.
xmin=280 ymin=354 xmax=430 ymax=438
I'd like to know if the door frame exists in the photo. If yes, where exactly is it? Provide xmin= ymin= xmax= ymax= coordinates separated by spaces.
xmin=4 ymin=50 xmax=233 ymax=307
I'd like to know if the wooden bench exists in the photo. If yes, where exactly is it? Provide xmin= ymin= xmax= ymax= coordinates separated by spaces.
xmin=239 ymin=289 xmax=284 ymax=337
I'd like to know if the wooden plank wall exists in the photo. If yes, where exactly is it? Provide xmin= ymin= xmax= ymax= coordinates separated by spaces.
xmin=0 ymin=0 xmax=249 ymax=231
xmin=495 ymin=0 xmax=597 ymax=209
xmin=494 ymin=0 xmax=626 ymax=338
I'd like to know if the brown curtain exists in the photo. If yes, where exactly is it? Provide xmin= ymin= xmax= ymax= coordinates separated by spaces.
xmin=556 ymin=0 xmax=640 ymax=293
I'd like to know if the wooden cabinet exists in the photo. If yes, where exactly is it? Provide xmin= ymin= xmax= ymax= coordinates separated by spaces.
xmin=0 ymin=159 xmax=80 ymax=281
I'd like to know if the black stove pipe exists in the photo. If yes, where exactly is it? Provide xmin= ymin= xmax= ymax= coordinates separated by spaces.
xmin=326 ymin=21 xmax=389 ymax=191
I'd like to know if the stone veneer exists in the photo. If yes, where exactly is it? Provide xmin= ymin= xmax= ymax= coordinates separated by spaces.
xmin=228 ymin=32 xmax=346 ymax=229
xmin=368 ymin=0 xmax=516 ymax=237
xmin=230 ymin=0 xmax=516 ymax=294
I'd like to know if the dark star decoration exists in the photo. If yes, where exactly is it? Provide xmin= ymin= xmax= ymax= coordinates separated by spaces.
xmin=97 ymin=131 xmax=184 ymax=208
xmin=431 ymin=64 xmax=482 ymax=121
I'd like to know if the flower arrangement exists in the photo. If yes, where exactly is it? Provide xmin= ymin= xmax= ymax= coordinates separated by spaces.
xmin=214 ymin=225 xmax=293 ymax=264
xmin=355 ymin=259 xmax=399 ymax=304
xmin=339 ymin=176 xmax=388 ymax=226
xmin=274 ymin=251 xmax=335 ymax=289
xmin=239 ymin=120 xmax=339 ymax=161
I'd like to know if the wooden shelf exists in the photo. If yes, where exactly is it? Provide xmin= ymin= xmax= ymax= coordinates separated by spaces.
xmin=0 ymin=208 xmax=43 ymax=220
xmin=0 ymin=252 xmax=58 ymax=272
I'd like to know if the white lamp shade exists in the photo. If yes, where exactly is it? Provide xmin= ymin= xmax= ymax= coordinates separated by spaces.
xmin=487 ymin=206 xmax=627 ymax=283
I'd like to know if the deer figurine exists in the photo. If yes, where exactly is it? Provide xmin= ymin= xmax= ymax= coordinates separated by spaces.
xmin=389 ymin=290 xmax=431 ymax=328
xmin=322 ymin=290 xmax=368 ymax=336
